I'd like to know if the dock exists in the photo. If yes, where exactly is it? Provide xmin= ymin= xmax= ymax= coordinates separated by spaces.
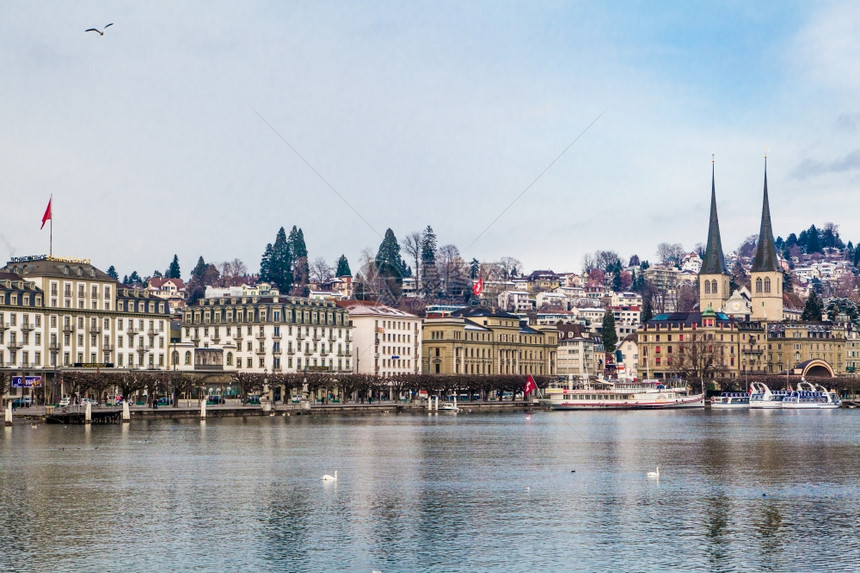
xmin=44 ymin=406 xmax=123 ymax=425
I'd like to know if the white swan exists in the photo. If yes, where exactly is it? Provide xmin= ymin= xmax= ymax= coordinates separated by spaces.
xmin=322 ymin=470 xmax=338 ymax=482
xmin=647 ymin=466 xmax=660 ymax=478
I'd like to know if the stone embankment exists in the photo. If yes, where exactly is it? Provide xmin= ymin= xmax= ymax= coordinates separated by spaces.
xmin=5 ymin=400 xmax=537 ymax=423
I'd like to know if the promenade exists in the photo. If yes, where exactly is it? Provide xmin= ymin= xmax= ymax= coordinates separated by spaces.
xmin=4 ymin=398 xmax=536 ymax=423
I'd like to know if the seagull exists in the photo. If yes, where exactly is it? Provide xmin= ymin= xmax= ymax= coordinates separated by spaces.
xmin=85 ymin=23 xmax=114 ymax=36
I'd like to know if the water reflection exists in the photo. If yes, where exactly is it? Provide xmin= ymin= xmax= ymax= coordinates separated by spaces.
xmin=1 ymin=411 xmax=858 ymax=572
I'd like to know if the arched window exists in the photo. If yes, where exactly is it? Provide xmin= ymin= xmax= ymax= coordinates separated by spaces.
xmin=711 ymin=280 xmax=718 ymax=294
xmin=172 ymin=350 xmax=179 ymax=365
xmin=764 ymin=277 xmax=771 ymax=293
xmin=755 ymin=277 xmax=763 ymax=293
xmin=184 ymin=351 xmax=192 ymax=365
xmin=704 ymin=281 xmax=711 ymax=294
xmin=226 ymin=352 xmax=233 ymax=366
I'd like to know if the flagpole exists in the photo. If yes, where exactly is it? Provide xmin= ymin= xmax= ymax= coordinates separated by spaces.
xmin=48 ymin=194 xmax=53 ymax=258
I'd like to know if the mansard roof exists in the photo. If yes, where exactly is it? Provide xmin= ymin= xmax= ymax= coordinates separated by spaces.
xmin=752 ymin=158 xmax=780 ymax=272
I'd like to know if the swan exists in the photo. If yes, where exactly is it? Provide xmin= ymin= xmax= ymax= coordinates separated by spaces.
xmin=647 ymin=466 xmax=660 ymax=478
xmin=322 ymin=471 xmax=337 ymax=482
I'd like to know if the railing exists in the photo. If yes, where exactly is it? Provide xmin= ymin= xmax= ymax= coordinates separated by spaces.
xmin=21 ymin=324 xmax=34 ymax=332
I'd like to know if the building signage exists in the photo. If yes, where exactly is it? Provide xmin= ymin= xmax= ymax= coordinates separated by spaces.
xmin=73 ymin=363 xmax=114 ymax=368
xmin=12 ymin=376 xmax=43 ymax=388
xmin=9 ymin=254 xmax=91 ymax=264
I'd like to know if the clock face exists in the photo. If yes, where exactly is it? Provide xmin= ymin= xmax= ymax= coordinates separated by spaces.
xmin=730 ymin=301 xmax=741 ymax=311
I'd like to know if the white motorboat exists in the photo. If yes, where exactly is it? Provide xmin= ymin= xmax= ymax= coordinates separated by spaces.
xmin=748 ymin=382 xmax=791 ymax=409
xmin=710 ymin=392 xmax=750 ymax=409
xmin=540 ymin=379 xmax=704 ymax=410
xmin=781 ymin=381 xmax=841 ymax=409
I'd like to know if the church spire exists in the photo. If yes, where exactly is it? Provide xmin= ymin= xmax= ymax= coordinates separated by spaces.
xmin=752 ymin=155 xmax=780 ymax=272
xmin=701 ymin=156 xmax=728 ymax=275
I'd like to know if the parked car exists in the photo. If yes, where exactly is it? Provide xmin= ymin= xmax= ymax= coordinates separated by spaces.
xmin=81 ymin=398 xmax=99 ymax=407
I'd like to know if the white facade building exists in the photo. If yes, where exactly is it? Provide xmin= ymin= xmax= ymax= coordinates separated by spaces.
xmin=338 ymin=301 xmax=422 ymax=377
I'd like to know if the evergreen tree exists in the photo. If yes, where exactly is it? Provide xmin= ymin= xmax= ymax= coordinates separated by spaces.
xmin=122 ymin=274 xmax=129 ymax=284
xmin=420 ymin=225 xmax=440 ymax=296
xmin=641 ymin=298 xmax=653 ymax=323
xmin=152 ymin=270 xmax=163 ymax=279
xmin=335 ymin=255 xmax=351 ymax=277
xmin=782 ymin=270 xmax=793 ymax=293
xmin=289 ymin=226 xmax=309 ymax=291
xmin=806 ymin=224 xmax=821 ymax=253
xmin=259 ymin=243 xmax=273 ymax=282
xmin=469 ymin=258 xmax=480 ymax=279
xmin=167 ymin=255 xmax=181 ymax=279
xmin=601 ymin=310 xmax=618 ymax=351
xmin=375 ymin=228 xmax=404 ymax=302
xmin=269 ymin=227 xmax=293 ymax=295
xmin=801 ymin=290 xmax=824 ymax=322
xmin=128 ymin=271 xmax=143 ymax=286
xmin=106 ymin=265 xmax=119 ymax=280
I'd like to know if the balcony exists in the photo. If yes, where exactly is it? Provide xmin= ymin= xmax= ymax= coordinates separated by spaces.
xmin=272 ymin=347 xmax=282 ymax=355
xmin=256 ymin=333 xmax=267 ymax=341
xmin=21 ymin=324 xmax=34 ymax=333
xmin=0 ymin=323 xmax=9 ymax=331
xmin=212 ymin=336 xmax=221 ymax=343
xmin=190 ymin=337 xmax=201 ymax=346
xmin=102 ymin=343 xmax=114 ymax=352
xmin=49 ymin=343 xmax=61 ymax=352
xmin=272 ymin=333 xmax=282 ymax=340
xmin=256 ymin=348 xmax=267 ymax=355
xmin=90 ymin=326 xmax=102 ymax=334
xmin=62 ymin=325 xmax=74 ymax=334
xmin=136 ymin=346 xmax=150 ymax=354
xmin=7 ymin=341 xmax=23 ymax=351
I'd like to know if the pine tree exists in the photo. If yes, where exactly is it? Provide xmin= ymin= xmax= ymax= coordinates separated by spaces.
xmin=601 ymin=310 xmax=618 ymax=351
xmin=641 ymin=298 xmax=653 ymax=323
xmin=269 ymin=227 xmax=293 ymax=295
xmin=420 ymin=225 xmax=440 ymax=296
xmin=107 ymin=265 xmax=119 ymax=280
xmin=375 ymin=228 xmax=404 ymax=302
xmin=801 ymin=290 xmax=824 ymax=322
xmin=335 ymin=255 xmax=351 ymax=277
xmin=167 ymin=255 xmax=181 ymax=279
xmin=259 ymin=243 xmax=273 ymax=282
xmin=289 ymin=226 xmax=309 ymax=292
xmin=469 ymin=258 xmax=480 ymax=279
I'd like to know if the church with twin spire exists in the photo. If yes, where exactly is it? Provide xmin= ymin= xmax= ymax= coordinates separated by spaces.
xmin=699 ymin=157 xmax=783 ymax=322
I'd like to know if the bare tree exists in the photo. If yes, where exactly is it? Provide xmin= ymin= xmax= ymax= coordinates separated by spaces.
xmin=309 ymin=257 xmax=334 ymax=285
xmin=437 ymin=244 xmax=462 ymax=293
xmin=582 ymin=252 xmax=597 ymax=273
xmin=401 ymin=231 xmax=423 ymax=290
xmin=498 ymin=257 xmax=522 ymax=279
xmin=216 ymin=259 xmax=248 ymax=287
xmin=656 ymin=243 xmax=685 ymax=267
xmin=677 ymin=332 xmax=726 ymax=389
xmin=736 ymin=235 xmax=758 ymax=259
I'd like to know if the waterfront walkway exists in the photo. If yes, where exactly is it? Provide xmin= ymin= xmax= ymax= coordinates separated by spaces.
xmin=5 ymin=399 xmax=535 ymax=422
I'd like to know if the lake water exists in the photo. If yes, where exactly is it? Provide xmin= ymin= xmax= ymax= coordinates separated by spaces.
xmin=2 ymin=409 xmax=858 ymax=572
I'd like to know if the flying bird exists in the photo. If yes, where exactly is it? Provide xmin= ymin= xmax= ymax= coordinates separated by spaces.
xmin=85 ymin=23 xmax=114 ymax=36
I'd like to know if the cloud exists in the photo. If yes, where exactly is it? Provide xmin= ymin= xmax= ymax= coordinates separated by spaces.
xmin=792 ymin=150 xmax=860 ymax=179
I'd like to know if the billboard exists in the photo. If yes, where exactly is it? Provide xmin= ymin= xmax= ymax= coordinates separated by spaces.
xmin=12 ymin=376 xmax=43 ymax=388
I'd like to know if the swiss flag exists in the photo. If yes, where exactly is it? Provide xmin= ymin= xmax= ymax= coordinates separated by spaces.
xmin=41 ymin=198 xmax=52 ymax=229
xmin=472 ymin=278 xmax=483 ymax=296
xmin=524 ymin=375 xmax=537 ymax=396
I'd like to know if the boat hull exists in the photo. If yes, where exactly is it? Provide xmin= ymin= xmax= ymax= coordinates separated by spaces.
xmin=542 ymin=395 xmax=704 ymax=410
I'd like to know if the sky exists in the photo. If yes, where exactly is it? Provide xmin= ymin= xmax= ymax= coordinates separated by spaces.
xmin=2 ymin=1 xmax=860 ymax=281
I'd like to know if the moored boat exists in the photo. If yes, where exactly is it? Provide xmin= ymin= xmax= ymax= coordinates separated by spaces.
xmin=540 ymin=379 xmax=704 ymax=410
xmin=748 ymin=382 xmax=790 ymax=409
xmin=781 ymin=381 xmax=841 ymax=409
xmin=710 ymin=392 xmax=750 ymax=409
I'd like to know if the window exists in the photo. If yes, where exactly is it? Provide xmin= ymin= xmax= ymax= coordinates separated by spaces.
xmin=764 ymin=277 xmax=771 ymax=293
xmin=755 ymin=277 xmax=762 ymax=293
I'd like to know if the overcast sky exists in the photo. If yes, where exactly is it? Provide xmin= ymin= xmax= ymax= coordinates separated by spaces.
xmin=3 ymin=1 xmax=859 ymax=280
